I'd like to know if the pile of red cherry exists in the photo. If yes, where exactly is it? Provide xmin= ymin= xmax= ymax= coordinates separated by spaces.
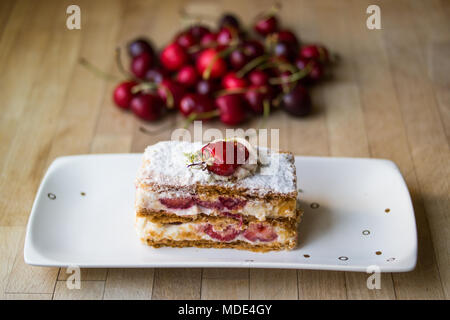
xmin=113 ymin=9 xmax=331 ymax=125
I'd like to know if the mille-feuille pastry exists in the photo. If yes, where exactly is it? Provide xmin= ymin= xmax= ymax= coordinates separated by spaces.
xmin=135 ymin=138 xmax=300 ymax=252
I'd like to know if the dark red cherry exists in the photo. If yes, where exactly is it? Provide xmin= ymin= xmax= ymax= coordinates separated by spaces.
xmin=196 ymin=48 xmax=227 ymax=79
xmin=282 ymin=85 xmax=311 ymax=117
xmin=248 ymin=70 xmax=269 ymax=86
xmin=244 ymin=85 xmax=273 ymax=114
xmin=229 ymin=49 xmax=248 ymax=70
xmin=127 ymin=38 xmax=154 ymax=58
xmin=113 ymin=81 xmax=137 ymax=109
xmin=176 ymin=65 xmax=199 ymax=88
xmin=130 ymin=93 xmax=164 ymax=121
xmin=299 ymin=44 xmax=329 ymax=63
xmin=242 ymin=40 xmax=264 ymax=60
xmin=196 ymin=79 xmax=218 ymax=96
xmin=176 ymin=32 xmax=196 ymax=49
xmin=144 ymin=67 xmax=168 ymax=84
xmin=254 ymin=15 xmax=278 ymax=36
xmin=308 ymin=60 xmax=324 ymax=82
xmin=200 ymin=32 xmax=217 ymax=47
xmin=130 ymin=52 xmax=153 ymax=79
xmin=157 ymin=79 xmax=186 ymax=109
xmin=273 ymin=41 xmax=297 ymax=61
xmin=219 ymin=13 xmax=240 ymax=30
xmin=215 ymin=94 xmax=247 ymax=125
xmin=216 ymin=27 xmax=234 ymax=46
xmin=189 ymin=25 xmax=210 ymax=41
xmin=275 ymin=30 xmax=299 ymax=47
xmin=179 ymin=93 xmax=216 ymax=118
xmin=160 ymin=42 xmax=188 ymax=71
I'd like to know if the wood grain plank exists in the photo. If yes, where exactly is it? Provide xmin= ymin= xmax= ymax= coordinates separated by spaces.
xmin=53 ymin=280 xmax=105 ymax=300
xmin=151 ymin=268 xmax=202 ymax=300
xmin=347 ymin=0 xmax=445 ymax=299
xmin=298 ymin=271 xmax=347 ymax=300
xmin=58 ymin=268 xmax=108 ymax=281
xmin=0 ymin=0 xmax=76 ymax=225
xmin=250 ymin=269 xmax=298 ymax=300
xmin=202 ymin=269 xmax=249 ymax=300
xmin=104 ymin=269 xmax=154 ymax=300
xmin=5 ymin=293 xmax=53 ymax=300
xmin=5 ymin=231 xmax=59 ymax=294
xmin=0 ymin=227 xmax=24 ymax=299
xmin=409 ymin=0 xmax=450 ymax=140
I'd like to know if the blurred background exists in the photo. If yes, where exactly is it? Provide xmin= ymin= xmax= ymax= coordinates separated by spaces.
xmin=0 ymin=0 xmax=448 ymax=300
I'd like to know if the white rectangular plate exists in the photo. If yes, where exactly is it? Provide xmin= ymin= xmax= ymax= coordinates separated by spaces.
xmin=24 ymin=154 xmax=417 ymax=272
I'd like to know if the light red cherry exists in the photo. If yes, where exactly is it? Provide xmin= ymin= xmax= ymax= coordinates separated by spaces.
xmin=196 ymin=48 xmax=227 ymax=79
xmin=160 ymin=42 xmax=188 ymax=71
xmin=113 ymin=81 xmax=137 ymax=109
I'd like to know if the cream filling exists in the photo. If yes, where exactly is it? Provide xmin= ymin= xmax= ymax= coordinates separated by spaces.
xmin=135 ymin=216 xmax=293 ymax=244
xmin=135 ymin=189 xmax=281 ymax=221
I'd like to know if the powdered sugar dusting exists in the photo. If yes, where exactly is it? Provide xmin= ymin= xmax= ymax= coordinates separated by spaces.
xmin=136 ymin=140 xmax=297 ymax=196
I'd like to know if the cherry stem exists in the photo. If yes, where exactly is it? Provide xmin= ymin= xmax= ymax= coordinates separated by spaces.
xmin=160 ymin=85 xmax=175 ymax=109
xmin=203 ymin=45 xmax=236 ymax=80
xmin=115 ymin=47 xmax=137 ymax=81
xmin=253 ymin=2 xmax=282 ymax=23
xmin=269 ymin=65 xmax=311 ymax=85
xmin=78 ymin=58 xmax=118 ymax=81
xmin=187 ymin=161 xmax=206 ymax=168
xmin=214 ymin=86 xmax=267 ymax=97
xmin=183 ymin=109 xmax=220 ymax=128
xmin=131 ymin=82 xmax=158 ymax=94
xmin=236 ymin=54 xmax=270 ymax=78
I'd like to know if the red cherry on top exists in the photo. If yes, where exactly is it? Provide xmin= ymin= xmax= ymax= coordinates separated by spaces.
xmin=179 ymin=93 xmax=216 ymax=118
xmin=130 ymin=93 xmax=164 ymax=121
xmin=176 ymin=65 xmax=199 ymax=88
xmin=131 ymin=52 xmax=153 ymax=79
xmin=160 ymin=42 xmax=188 ymax=71
xmin=254 ymin=15 xmax=278 ymax=36
xmin=113 ymin=81 xmax=137 ymax=109
xmin=201 ymin=140 xmax=249 ymax=176
xmin=215 ymin=94 xmax=247 ymax=125
xmin=222 ymin=72 xmax=248 ymax=89
xmin=196 ymin=48 xmax=227 ymax=79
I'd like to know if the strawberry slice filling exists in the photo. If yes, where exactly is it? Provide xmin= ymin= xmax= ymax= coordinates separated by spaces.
xmin=159 ymin=197 xmax=195 ymax=209
xmin=198 ymin=222 xmax=278 ymax=243
xmin=243 ymin=223 xmax=278 ymax=242
xmin=200 ymin=224 xmax=241 ymax=242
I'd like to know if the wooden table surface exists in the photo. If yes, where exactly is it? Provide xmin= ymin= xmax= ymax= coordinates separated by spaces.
xmin=1 ymin=0 xmax=449 ymax=300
